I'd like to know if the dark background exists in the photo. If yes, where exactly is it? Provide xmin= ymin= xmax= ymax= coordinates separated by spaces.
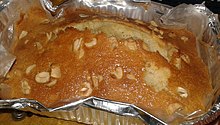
xmin=152 ymin=0 xmax=220 ymax=13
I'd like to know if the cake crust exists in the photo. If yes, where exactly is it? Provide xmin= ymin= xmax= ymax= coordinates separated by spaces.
xmin=1 ymin=5 xmax=213 ymax=121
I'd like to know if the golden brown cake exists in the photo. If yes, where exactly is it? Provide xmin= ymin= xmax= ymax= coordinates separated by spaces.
xmin=0 ymin=4 xmax=213 ymax=122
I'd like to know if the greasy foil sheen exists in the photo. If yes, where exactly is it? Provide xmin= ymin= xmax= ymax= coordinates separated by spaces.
xmin=0 ymin=0 xmax=220 ymax=124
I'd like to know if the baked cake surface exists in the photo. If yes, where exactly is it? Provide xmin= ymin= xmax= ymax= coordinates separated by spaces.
xmin=0 ymin=4 xmax=213 ymax=121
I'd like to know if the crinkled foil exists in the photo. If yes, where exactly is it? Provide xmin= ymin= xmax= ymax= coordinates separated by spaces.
xmin=0 ymin=0 xmax=220 ymax=124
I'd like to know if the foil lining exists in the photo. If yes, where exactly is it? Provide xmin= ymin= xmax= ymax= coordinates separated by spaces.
xmin=0 ymin=97 xmax=166 ymax=125
xmin=0 ymin=0 xmax=220 ymax=124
